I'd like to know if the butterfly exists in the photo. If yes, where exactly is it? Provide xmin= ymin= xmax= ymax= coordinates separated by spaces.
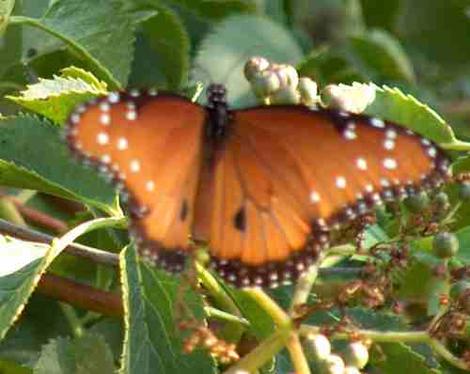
xmin=65 ymin=84 xmax=450 ymax=288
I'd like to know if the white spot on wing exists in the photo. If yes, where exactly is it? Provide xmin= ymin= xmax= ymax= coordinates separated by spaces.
xmin=370 ymin=118 xmax=385 ymax=128
xmin=97 ymin=132 xmax=109 ymax=145
xmin=146 ymin=180 xmax=155 ymax=191
xmin=427 ymin=147 xmax=437 ymax=158
xmin=117 ymin=137 xmax=128 ymax=150
xmin=126 ymin=111 xmax=137 ymax=121
xmin=356 ymin=157 xmax=367 ymax=170
xmin=100 ymin=113 xmax=111 ymax=126
xmin=310 ymin=191 xmax=321 ymax=203
xmin=336 ymin=176 xmax=347 ymax=189
xmin=108 ymin=92 xmax=120 ymax=104
xmin=383 ymin=158 xmax=397 ymax=170
xmin=384 ymin=139 xmax=395 ymax=150
xmin=130 ymin=159 xmax=141 ymax=173
xmin=101 ymin=154 xmax=111 ymax=164
xmin=385 ymin=129 xmax=397 ymax=139
xmin=100 ymin=102 xmax=110 ymax=112
xmin=70 ymin=114 xmax=80 ymax=124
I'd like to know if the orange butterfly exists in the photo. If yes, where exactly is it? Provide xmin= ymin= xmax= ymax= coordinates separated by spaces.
xmin=65 ymin=84 xmax=449 ymax=288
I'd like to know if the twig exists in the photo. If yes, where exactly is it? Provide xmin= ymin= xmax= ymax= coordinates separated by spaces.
xmin=6 ymin=194 xmax=68 ymax=233
xmin=0 ymin=219 xmax=119 ymax=266
xmin=38 ymin=273 xmax=123 ymax=317
xmin=286 ymin=332 xmax=311 ymax=374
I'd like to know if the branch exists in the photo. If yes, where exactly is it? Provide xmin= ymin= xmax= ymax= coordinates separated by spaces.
xmin=37 ymin=273 xmax=123 ymax=317
xmin=0 ymin=218 xmax=119 ymax=266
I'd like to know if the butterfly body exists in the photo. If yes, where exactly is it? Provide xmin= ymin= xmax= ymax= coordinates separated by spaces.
xmin=66 ymin=85 xmax=450 ymax=288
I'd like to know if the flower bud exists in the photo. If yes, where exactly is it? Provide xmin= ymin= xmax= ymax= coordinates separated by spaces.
xmin=244 ymin=56 xmax=270 ymax=82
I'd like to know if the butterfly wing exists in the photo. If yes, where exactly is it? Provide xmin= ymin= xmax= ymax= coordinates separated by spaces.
xmin=66 ymin=90 xmax=206 ymax=270
xmin=202 ymin=106 xmax=450 ymax=287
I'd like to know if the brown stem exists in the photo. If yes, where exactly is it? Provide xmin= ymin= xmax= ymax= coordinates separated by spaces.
xmin=0 ymin=193 xmax=68 ymax=233
xmin=0 ymin=219 xmax=119 ymax=266
xmin=37 ymin=273 xmax=123 ymax=317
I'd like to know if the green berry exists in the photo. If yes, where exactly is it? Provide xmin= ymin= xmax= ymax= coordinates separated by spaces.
xmin=319 ymin=354 xmax=345 ymax=374
xmin=450 ymin=281 xmax=470 ymax=301
xmin=342 ymin=341 xmax=369 ymax=369
xmin=250 ymin=71 xmax=281 ymax=98
xmin=304 ymin=333 xmax=331 ymax=361
xmin=459 ymin=182 xmax=470 ymax=202
xmin=244 ymin=56 xmax=270 ymax=81
xmin=270 ymin=85 xmax=300 ymax=104
xmin=298 ymin=77 xmax=319 ymax=106
xmin=433 ymin=191 xmax=449 ymax=208
xmin=404 ymin=191 xmax=430 ymax=213
xmin=433 ymin=232 xmax=459 ymax=259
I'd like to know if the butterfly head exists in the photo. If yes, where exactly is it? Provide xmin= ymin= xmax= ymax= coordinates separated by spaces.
xmin=206 ymin=84 xmax=230 ymax=140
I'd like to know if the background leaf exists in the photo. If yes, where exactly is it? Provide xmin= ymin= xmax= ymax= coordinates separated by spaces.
xmin=131 ymin=5 xmax=190 ymax=90
xmin=192 ymin=15 xmax=303 ymax=107
xmin=34 ymin=333 xmax=115 ymax=374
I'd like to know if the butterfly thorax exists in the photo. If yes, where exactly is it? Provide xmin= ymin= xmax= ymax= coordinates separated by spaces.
xmin=206 ymin=84 xmax=230 ymax=141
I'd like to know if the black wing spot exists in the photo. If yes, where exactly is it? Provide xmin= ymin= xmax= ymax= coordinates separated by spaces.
xmin=234 ymin=207 xmax=246 ymax=232
xmin=180 ymin=200 xmax=188 ymax=221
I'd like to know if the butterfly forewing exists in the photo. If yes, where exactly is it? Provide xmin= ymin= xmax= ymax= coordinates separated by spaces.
xmin=66 ymin=92 xmax=206 ymax=270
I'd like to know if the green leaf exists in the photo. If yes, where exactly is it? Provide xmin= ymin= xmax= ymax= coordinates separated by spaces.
xmin=347 ymin=29 xmax=415 ymax=83
xmin=0 ymin=217 xmax=123 ymax=341
xmin=365 ymin=85 xmax=464 ymax=146
xmin=166 ymin=0 xmax=256 ymax=20
xmin=193 ymin=15 xmax=303 ymax=108
xmin=7 ymin=67 xmax=107 ymax=124
xmin=12 ymin=0 xmax=137 ymax=88
xmin=34 ymin=333 xmax=115 ymax=374
xmin=0 ymin=115 xmax=117 ymax=213
xmin=119 ymin=244 xmax=216 ymax=374
xmin=0 ymin=237 xmax=49 ymax=341
xmin=370 ymin=342 xmax=440 ymax=374
xmin=138 ymin=6 xmax=190 ymax=89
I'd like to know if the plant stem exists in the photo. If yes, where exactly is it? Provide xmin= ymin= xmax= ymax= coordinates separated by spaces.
xmin=244 ymin=288 xmax=290 ymax=328
xmin=289 ymin=252 xmax=325 ymax=316
xmin=286 ymin=332 xmax=311 ymax=374
xmin=60 ymin=303 xmax=84 ymax=338
xmin=223 ymin=330 xmax=289 ymax=374
xmin=204 ymin=306 xmax=250 ymax=327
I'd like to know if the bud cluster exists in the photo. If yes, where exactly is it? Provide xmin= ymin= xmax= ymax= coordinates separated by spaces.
xmin=243 ymin=56 xmax=319 ymax=106
xmin=179 ymin=321 xmax=239 ymax=364
xmin=243 ymin=56 xmax=376 ymax=114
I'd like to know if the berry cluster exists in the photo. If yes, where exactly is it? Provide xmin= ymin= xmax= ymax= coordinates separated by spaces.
xmin=304 ymin=334 xmax=369 ymax=374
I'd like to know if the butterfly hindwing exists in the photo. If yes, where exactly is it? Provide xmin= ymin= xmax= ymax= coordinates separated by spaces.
xmin=205 ymin=106 xmax=449 ymax=287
